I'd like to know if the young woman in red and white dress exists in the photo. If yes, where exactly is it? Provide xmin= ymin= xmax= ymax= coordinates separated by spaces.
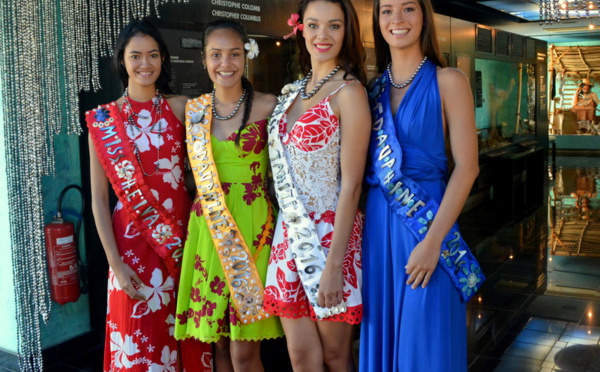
xmin=87 ymin=19 xmax=211 ymax=372
xmin=263 ymin=0 xmax=371 ymax=370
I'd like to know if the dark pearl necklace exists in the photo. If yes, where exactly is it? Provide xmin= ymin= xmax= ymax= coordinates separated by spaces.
xmin=211 ymin=89 xmax=246 ymax=121
xmin=387 ymin=56 xmax=428 ymax=89
xmin=123 ymin=88 xmax=163 ymax=177
xmin=300 ymin=65 xmax=341 ymax=100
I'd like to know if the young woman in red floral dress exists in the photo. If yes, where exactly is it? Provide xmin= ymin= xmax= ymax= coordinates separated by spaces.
xmin=87 ymin=19 xmax=211 ymax=372
xmin=263 ymin=1 xmax=371 ymax=370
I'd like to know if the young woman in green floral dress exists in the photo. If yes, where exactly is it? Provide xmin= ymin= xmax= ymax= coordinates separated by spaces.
xmin=174 ymin=19 xmax=284 ymax=372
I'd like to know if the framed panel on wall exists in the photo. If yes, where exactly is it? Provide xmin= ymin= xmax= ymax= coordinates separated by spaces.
xmin=475 ymin=70 xmax=483 ymax=108
xmin=160 ymin=28 xmax=208 ymax=97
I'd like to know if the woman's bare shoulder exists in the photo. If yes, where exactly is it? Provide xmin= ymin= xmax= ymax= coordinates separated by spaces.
xmin=437 ymin=66 xmax=467 ymax=84
xmin=253 ymin=91 xmax=278 ymax=117
xmin=166 ymin=94 xmax=189 ymax=107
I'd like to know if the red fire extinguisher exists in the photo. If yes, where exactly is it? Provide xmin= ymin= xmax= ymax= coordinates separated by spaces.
xmin=45 ymin=184 xmax=86 ymax=305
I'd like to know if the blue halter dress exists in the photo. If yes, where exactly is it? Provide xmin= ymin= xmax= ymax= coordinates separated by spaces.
xmin=359 ymin=60 xmax=467 ymax=371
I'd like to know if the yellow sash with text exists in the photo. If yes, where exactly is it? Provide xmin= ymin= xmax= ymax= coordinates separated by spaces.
xmin=186 ymin=95 xmax=270 ymax=324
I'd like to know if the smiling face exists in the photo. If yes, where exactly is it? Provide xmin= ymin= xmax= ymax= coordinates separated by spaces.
xmin=203 ymin=28 xmax=245 ymax=90
xmin=122 ymin=34 xmax=162 ymax=89
xmin=378 ymin=0 xmax=423 ymax=53
xmin=302 ymin=0 xmax=345 ymax=66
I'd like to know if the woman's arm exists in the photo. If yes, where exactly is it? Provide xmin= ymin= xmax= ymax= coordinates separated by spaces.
xmin=89 ymin=134 xmax=146 ymax=300
xmin=167 ymin=96 xmax=188 ymax=123
xmin=254 ymin=92 xmax=280 ymax=208
xmin=167 ymin=95 xmax=189 ymax=124
xmin=572 ymin=89 xmax=581 ymax=108
xmin=405 ymin=68 xmax=479 ymax=289
xmin=317 ymin=82 xmax=371 ymax=308
xmin=168 ymin=96 xmax=195 ymax=196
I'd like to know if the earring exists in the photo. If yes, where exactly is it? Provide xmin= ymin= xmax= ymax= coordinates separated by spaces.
xmin=203 ymin=65 xmax=206 ymax=69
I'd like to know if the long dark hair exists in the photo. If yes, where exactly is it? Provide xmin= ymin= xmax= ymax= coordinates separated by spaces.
xmin=203 ymin=19 xmax=255 ymax=147
xmin=113 ymin=19 xmax=174 ymax=94
xmin=372 ymin=0 xmax=446 ymax=73
xmin=295 ymin=0 xmax=367 ymax=85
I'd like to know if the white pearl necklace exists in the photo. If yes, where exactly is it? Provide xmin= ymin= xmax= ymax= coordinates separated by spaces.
xmin=387 ymin=56 xmax=428 ymax=89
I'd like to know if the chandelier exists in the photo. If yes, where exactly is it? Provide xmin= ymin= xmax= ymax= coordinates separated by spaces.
xmin=539 ymin=0 xmax=600 ymax=24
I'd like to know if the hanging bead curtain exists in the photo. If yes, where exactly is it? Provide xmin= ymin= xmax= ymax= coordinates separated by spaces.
xmin=539 ymin=0 xmax=600 ymax=25
xmin=0 ymin=0 xmax=186 ymax=371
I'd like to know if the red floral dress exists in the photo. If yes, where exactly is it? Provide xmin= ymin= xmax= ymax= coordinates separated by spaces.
xmin=263 ymin=85 xmax=363 ymax=324
xmin=103 ymin=98 xmax=211 ymax=372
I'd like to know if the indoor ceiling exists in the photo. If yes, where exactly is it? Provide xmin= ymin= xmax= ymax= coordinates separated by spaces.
xmin=433 ymin=0 xmax=600 ymax=44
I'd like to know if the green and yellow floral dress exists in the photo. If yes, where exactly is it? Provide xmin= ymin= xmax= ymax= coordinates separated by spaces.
xmin=175 ymin=118 xmax=284 ymax=342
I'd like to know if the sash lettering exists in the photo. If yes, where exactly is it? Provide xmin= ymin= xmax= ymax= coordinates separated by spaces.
xmin=367 ymin=64 xmax=485 ymax=302
xmin=267 ymin=83 xmax=347 ymax=319
xmin=186 ymin=95 xmax=270 ymax=324
xmin=85 ymin=102 xmax=184 ymax=282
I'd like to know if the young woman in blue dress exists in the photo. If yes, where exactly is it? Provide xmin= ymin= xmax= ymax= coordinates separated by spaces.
xmin=359 ymin=0 xmax=481 ymax=370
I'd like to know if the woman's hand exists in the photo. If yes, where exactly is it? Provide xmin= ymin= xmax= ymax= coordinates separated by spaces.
xmin=405 ymin=239 xmax=440 ymax=289
xmin=317 ymin=264 xmax=344 ymax=308
xmin=113 ymin=261 xmax=147 ymax=301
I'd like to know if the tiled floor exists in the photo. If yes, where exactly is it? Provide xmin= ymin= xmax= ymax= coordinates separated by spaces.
xmin=5 ymin=154 xmax=600 ymax=372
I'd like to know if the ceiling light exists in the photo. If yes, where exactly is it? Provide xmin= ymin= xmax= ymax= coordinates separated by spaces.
xmin=543 ymin=25 xmax=596 ymax=31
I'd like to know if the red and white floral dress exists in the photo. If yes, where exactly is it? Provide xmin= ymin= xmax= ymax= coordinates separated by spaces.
xmin=264 ymin=83 xmax=363 ymax=324
xmin=104 ymin=98 xmax=211 ymax=372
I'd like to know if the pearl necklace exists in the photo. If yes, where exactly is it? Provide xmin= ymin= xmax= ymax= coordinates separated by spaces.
xmin=123 ymin=88 xmax=163 ymax=176
xmin=211 ymin=89 xmax=247 ymax=121
xmin=300 ymin=65 xmax=341 ymax=100
xmin=387 ymin=56 xmax=428 ymax=89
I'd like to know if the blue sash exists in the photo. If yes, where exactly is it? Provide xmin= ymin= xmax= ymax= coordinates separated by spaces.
xmin=368 ymin=64 xmax=484 ymax=303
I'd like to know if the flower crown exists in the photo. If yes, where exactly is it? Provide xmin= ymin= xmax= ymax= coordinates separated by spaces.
xmin=244 ymin=38 xmax=259 ymax=59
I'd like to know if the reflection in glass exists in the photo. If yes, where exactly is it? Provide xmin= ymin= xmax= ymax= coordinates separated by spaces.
xmin=549 ymin=161 xmax=600 ymax=298
xmin=475 ymin=59 xmax=536 ymax=153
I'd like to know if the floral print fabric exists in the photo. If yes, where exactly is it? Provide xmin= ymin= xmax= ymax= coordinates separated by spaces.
xmin=105 ymin=98 xmax=211 ymax=372
xmin=175 ymin=118 xmax=284 ymax=342
xmin=264 ymin=89 xmax=363 ymax=324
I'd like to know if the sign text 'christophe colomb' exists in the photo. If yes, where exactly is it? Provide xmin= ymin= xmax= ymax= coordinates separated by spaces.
xmin=211 ymin=0 xmax=262 ymax=22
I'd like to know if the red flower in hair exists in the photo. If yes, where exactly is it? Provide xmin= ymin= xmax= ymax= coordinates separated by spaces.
xmin=284 ymin=13 xmax=304 ymax=39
